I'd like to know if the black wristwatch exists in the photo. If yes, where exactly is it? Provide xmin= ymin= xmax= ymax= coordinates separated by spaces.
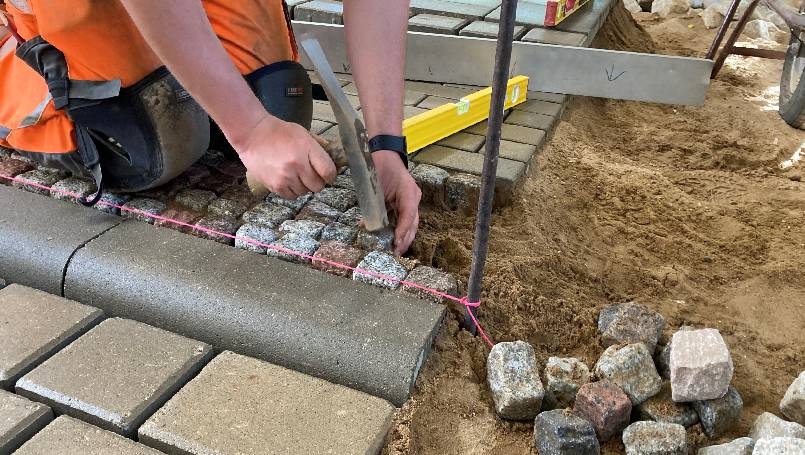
xmin=368 ymin=134 xmax=408 ymax=168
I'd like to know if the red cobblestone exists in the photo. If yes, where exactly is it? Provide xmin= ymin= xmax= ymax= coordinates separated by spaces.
xmin=573 ymin=381 xmax=632 ymax=442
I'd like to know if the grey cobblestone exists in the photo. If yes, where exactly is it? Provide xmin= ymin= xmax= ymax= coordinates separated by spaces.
xmin=51 ymin=177 xmax=95 ymax=203
xmin=242 ymin=202 xmax=295 ymax=228
xmin=268 ymin=193 xmax=313 ymax=213
xmin=13 ymin=168 xmax=68 ymax=195
xmin=192 ymin=216 xmax=241 ymax=245
xmin=267 ymin=232 xmax=320 ymax=263
xmin=487 ymin=341 xmax=544 ymax=420
xmin=402 ymin=266 xmax=458 ymax=303
xmin=234 ymin=223 xmax=277 ymax=254
xmin=353 ymin=251 xmax=407 ymax=289
xmin=411 ymin=163 xmax=449 ymax=207
xmin=175 ymin=189 xmax=217 ymax=212
xmin=339 ymin=206 xmax=363 ymax=226
xmin=320 ymin=222 xmax=358 ymax=244
xmin=279 ymin=219 xmax=326 ymax=239
xmin=409 ymin=14 xmax=469 ymax=34
xmin=95 ymin=192 xmax=131 ymax=216
xmin=356 ymin=228 xmax=395 ymax=251
xmin=594 ymin=343 xmax=663 ymax=405
xmin=0 ymin=390 xmax=52 ymax=455
xmin=313 ymin=187 xmax=358 ymax=212
xmin=622 ymin=421 xmax=687 ymax=455
xmin=693 ymin=386 xmax=743 ymax=438
xmin=446 ymin=173 xmax=482 ymax=213
xmin=295 ymin=200 xmax=341 ymax=224
xmin=122 ymin=198 xmax=166 ymax=224
xmin=207 ymin=198 xmax=247 ymax=219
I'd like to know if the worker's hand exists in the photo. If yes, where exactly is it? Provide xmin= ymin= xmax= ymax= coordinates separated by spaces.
xmin=235 ymin=115 xmax=337 ymax=200
xmin=373 ymin=151 xmax=421 ymax=255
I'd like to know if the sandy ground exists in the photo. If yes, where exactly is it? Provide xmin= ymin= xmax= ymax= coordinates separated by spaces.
xmin=385 ymin=3 xmax=805 ymax=454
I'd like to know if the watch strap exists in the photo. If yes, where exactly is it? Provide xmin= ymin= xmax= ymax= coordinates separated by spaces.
xmin=368 ymin=134 xmax=408 ymax=168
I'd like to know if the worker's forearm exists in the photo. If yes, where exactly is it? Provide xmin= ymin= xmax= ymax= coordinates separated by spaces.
xmin=343 ymin=0 xmax=409 ymax=138
xmin=118 ymin=0 xmax=268 ymax=148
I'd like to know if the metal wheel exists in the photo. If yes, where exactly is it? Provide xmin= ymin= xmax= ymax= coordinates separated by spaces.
xmin=780 ymin=28 xmax=805 ymax=129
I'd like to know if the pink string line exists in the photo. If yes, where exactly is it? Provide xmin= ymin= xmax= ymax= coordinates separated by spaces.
xmin=0 ymin=172 xmax=495 ymax=347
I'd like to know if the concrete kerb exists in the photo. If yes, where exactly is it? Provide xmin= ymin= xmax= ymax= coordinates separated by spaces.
xmin=0 ymin=185 xmax=120 ymax=295
xmin=63 ymin=220 xmax=445 ymax=406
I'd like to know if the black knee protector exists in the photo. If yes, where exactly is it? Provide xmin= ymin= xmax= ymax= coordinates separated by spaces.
xmin=245 ymin=60 xmax=313 ymax=130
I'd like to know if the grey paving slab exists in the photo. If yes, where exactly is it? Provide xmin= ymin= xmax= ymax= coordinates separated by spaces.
xmin=522 ymin=27 xmax=587 ymax=46
xmin=418 ymin=95 xmax=454 ymax=110
xmin=0 ymin=390 xmax=52 ymax=455
xmin=16 ymin=318 xmax=213 ymax=437
xmin=294 ymin=0 xmax=343 ymax=24
xmin=506 ymin=109 xmax=558 ymax=130
xmin=413 ymin=145 xmax=526 ymax=192
xmin=14 ymin=415 xmax=162 ymax=455
xmin=437 ymin=132 xmax=486 ymax=152
xmin=555 ymin=0 xmax=614 ymax=38
xmin=63 ymin=222 xmax=444 ymax=406
xmin=409 ymin=0 xmax=498 ymax=19
xmin=0 ymin=185 xmax=120 ymax=295
xmin=409 ymin=14 xmax=469 ymax=34
xmin=139 ymin=351 xmax=395 ymax=455
xmin=498 ymin=140 xmax=540 ymax=163
xmin=459 ymin=20 xmax=527 ymax=39
xmin=466 ymin=122 xmax=547 ymax=145
xmin=0 ymin=285 xmax=103 ymax=390
xmin=514 ymin=99 xmax=564 ymax=117
xmin=486 ymin=1 xmax=549 ymax=25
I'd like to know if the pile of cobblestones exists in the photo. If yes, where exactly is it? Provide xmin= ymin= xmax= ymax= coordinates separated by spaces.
xmin=485 ymin=301 xmax=805 ymax=454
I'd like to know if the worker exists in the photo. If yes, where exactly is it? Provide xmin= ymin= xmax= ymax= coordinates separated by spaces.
xmin=0 ymin=0 xmax=420 ymax=255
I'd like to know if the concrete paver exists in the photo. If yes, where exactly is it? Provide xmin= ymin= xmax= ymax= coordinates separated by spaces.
xmin=486 ymin=1 xmax=548 ymax=25
xmin=522 ymin=27 xmax=587 ymax=46
xmin=0 ymin=285 xmax=103 ymax=390
xmin=506 ymin=110 xmax=558 ymax=130
xmin=0 ymin=390 xmax=52 ymax=455
xmin=15 ymin=415 xmax=162 ymax=455
xmin=139 ymin=351 xmax=395 ymax=455
xmin=64 ymin=222 xmax=444 ymax=406
xmin=409 ymin=14 xmax=469 ymax=34
xmin=514 ymin=99 xmax=564 ymax=116
xmin=459 ymin=20 xmax=526 ymax=39
xmin=0 ymin=185 xmax=120 ymax=295
xmin=414 ymin=145 xmax=527 ymax=190
xmin=16 ymin=318 xmax=213 ymax=437
xmin=409 ymin=0 xmax=498 ymax=19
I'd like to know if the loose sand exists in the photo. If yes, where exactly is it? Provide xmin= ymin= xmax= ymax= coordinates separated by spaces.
xmin=386 ymin=3 xmax=805 ymax=453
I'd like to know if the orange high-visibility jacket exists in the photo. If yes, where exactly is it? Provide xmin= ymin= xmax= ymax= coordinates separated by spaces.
xmin=0 ymin=0 xmax=296 ymax=154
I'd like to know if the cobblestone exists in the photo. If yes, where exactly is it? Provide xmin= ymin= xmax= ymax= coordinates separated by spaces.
xmin=543 ymin=357 xmax=591 ymax=410
xmin=13 ymin=168 xmax=68 ymax=195
xmin=122 ymin=198 xmax=166 ymax=224
xmin=752 ymin=437 xmax=805 ymax=454
xmin=594 ymin=343 xmax=663 ymax=405
xmin=313 ymin=187 xmax=358 ymax=212
xmin=206 ymin=197 xmax=247 ymax=219
xmin=320 ymin=222 xmax=358 ymax=244
xmin=411 ymin=163 xmax=449 ymax=207
xmin=234 ymin=223 xmax=277 ymax=254
xmin=175 ymin=189 xmax=217 ymax=212
xmin=295 ymin=200 xmax=341 ymax=224
xmin=446 ymin=172 xmax=482 ymax=213
xmin=312 ymin=241 xmax=365 ymax=277
xmin=353 ymin=251 xmax=407 ymax=289
xmin=0 ymin=389 xmax=52 ymax=454
xmin=16 ymin=318 xmax=212 ymax=437
xmin=749 ymin=411 xmax=805 ymax=440
xmin=598 ymin=302 xmax=667 ymax=352
xmin=195 ymin=171 xmax=236 ymax=195
xmin=0 ymin=159 xmax=35 ymax=181
xmin=522 ymin=27 xmax=587 ymax=46
xmin=506 ymin=109 xmax=557 ymax=130
xmin=573 ymin=381 xmax=632 ymax=442
xmin=268 ymin=192 xmax=313 ymax=213
xmin=267 ymin=232 xmax=320 ymax=263
xmin=692 ymin=386 xmax=743 ymax=438
xmin=339 ymin=206 xmax=362 ymax=226
xmin=638 ymin=382 xmax=699 ymax=428
xmin=355 ymin=227 xmax=395 ymax=251
xmin=534 ymin=409 xmax=600 ymax=455
xmin=242 ymin=202 xmax=295 ymax=227
xmin=622 ymin=421 xmax=687 ymax=455
xmin=515 ymin=99 xmax=563 ymax=116
xmin=781 ymin=371 xmax=805 ymax=425
xmin=670 ymin=328 xmax=733 ymax=402
xmin=138 ymin=351 xmax=395 ymax=455
xmin=487 ymin=341 xmax=544 ymax=420
xmin=697 ymin=437 xmax=754 ymax=455
xmin=153 ymin=208 xmax=202 ymax=233
xmin=50 ymin=177 xmax=95 ymax=203
xmin=95 ymin=191 xmax=131 ymax=216
xmin=499 ymin=139 xmax=539 ymax=163
xmin=192 ymin=216 xmax=241 ymax=245
xmin=279 ymin=219 xmax=326 ymax=239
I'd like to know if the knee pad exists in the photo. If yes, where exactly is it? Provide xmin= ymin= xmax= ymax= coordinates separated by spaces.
xmin=245 ymin=60 xmax=312 ymax=130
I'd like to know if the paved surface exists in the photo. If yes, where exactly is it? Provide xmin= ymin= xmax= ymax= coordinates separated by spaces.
xmin=0 ymin=185 xmax=119 ymax=294
xmin=0 ymin=285 xmax=103 ymax=390
xmin=14 ymin=415 xmax=163 ymax=455
xmin=16 ymin=318 xmax=212 ymax=437
xmin=64 ymin=221 xmax=444 ymax=406
xmin=139 ymin=351 xmax=395 ymax=455
xmin=0 ymin=390 xmax=52 ymax=455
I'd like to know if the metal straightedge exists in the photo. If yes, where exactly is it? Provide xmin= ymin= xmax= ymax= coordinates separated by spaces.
xmin=292 ymin=21 xmax=714 ymax=106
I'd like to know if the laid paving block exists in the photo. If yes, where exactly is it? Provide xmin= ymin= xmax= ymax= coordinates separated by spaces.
xmin=459 ymin=20 xmax=526 ymax=39
xmin=313 ymin=187 xmax=357 ymax=212
xmin=781 ymin=371 xmax=805 ymax=425
xmin=697 ymin=437 xmax=754 ymax=455
xmin=522 ymin=27 xmax=587 ymax=46
xmin=411 ymin=163 xmax=449 ymax=207
xmin=413 ymin=145 xmax=526 ymax=192
xmin=409 ymin=14 xmax=469 ymax=34
xmin=234 ymin=223 xmax=277 ymax=254
xmin=402 ymin=266 xmax=458 ymax=304
xmin=405 ymin=81 xmax=474 ymax=100
xmin=534 ymin=409 xmax=599 ymax=454
xmin=206 ymin=197 xmax=247 ymax=219
xmin=353 ymin=251 xmax=407 ymax=289
xmin=749 ymin=412 xmax=805 ymax=440
xmin=15 ymin=415 xmax=161 ymax=455
xmin=527 ymin=90 xmax=568 ymax=104
xmin=122 ymin=198 xmax=167 ymax=224
xmin=268 ymin=192 xmax=313 ymax=213
xmin=638 ymin=382 xmax=699 ymax=428
xmin=12 ymin=168 xmax=68 ymax=195
xmin=486 ymin=2 xmax=548 ymax=25
xmin=417 ymin=95 xmax=454 ymax=110
xmin=294 ymin=0 xmax=343 ymax=24
xmin=279 ymin=219 xmax=326 ymax=239
xmin=752 ymin=437 xmax=805 ymax=454
xmin=487 ymin=341 xmax=544 ymax=420
xmin=310 ymin=119 xmax=332 ymax=135
xmin=467 ymin=122 xmax=547 ymax=146
xmin=409 ymin=0 xmax=497 ymax=19
xmin=498 ymin=139 xmax=540 ymax=163
xmin=355 ymin=228 xmax=395 ymax=252
xmin=595 ymin=343 xmax=663 ymax=405
xmin=693 ymin=386 xmax=743 ymax=438
xmin=95 ymin=191 xmax=131 ymax=216
xmin=64 ymin=222 xmax=444 ymax=406
xmin=266 ymin=232 xmax=320 ymax=263
xmin=622 ymin=421 xmax=687 ymax=455
xmin=139 ymin=351 xmax=395 ymax=455
xmin=446 ymin=172 xmax=482 ymax=212
xmin=506 ymin=109 xmax=558 ymax=131
xmin=320 ymin=222 xmax=358 ymax=244
xmin=295 ymin=200 xmax=342 ymax=224
xmin=0 ymin=186 xmax=120 ymax=295
xmin=573 ymin=381 xmax=632 ymax=442
xmin=542 ymin=357 xmax=591 ymax=410
xmin=0 ymin=159 xmax=35 ymax=181
xmin=670 ymin=328 xmax=733 ymax=402
xmin=0 ymin=390 xmax=53 ymax=455
xmin=50 ymin=177 xmax=95 ymax=203
xmin=598 ymin=302 xmax=667 ymax=352
xmin=16 ymin=318 xmax=213 ymax=437
xmin=153 ymin=208 xmax=202 ymax=234
xmin=515 ymin=99 xmax=564 ymax=116
xmin=0 ymin=285 xmax=104 ymax=390
xmin=312 ymin=241 xmax=364 ymax=277
xmin=192 ymin=216 xmax=241 ymax=246
xmin=437 ymin=132 xmax=485 ymax=153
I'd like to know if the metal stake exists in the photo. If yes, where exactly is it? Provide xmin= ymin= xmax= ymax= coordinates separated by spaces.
xmin=464 ymin=0 xmax=518 ymax=335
